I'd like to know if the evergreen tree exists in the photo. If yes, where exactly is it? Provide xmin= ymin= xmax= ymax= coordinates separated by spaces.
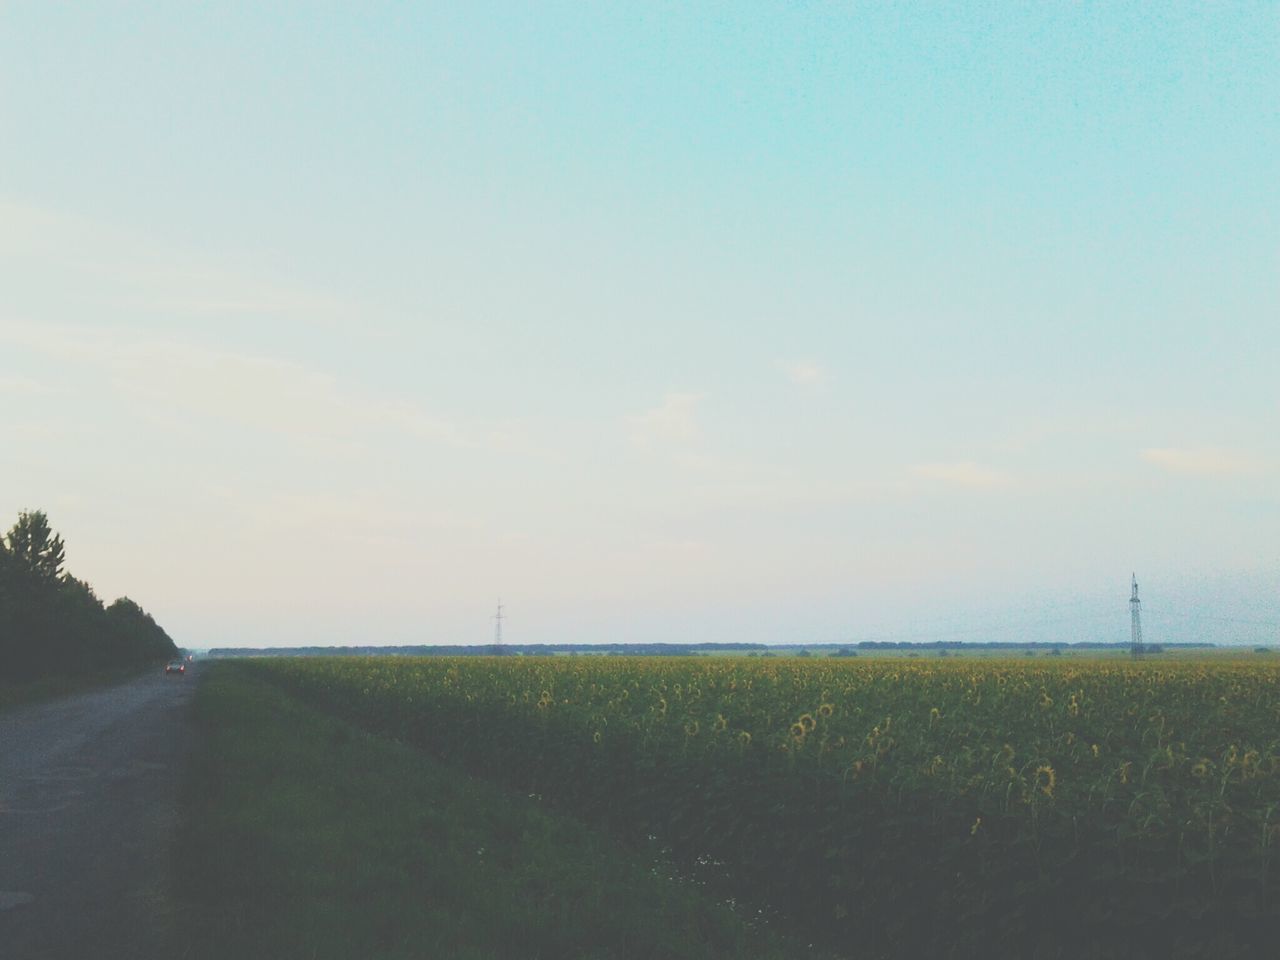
xmin=0 ymin=510 xmax=177 ymax=680
xmin=6 ymin=510 xmax=66 ymax=582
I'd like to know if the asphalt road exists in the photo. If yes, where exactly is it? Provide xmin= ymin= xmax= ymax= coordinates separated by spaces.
xmin=0 ymin=668 xmax=196 ymax=960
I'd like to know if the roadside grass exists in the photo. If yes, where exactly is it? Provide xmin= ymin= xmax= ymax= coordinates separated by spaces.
xmin=177 ymin=663 xmax=835 ymax=960
xmin=0 ymin=664 xmax=154 ymax=713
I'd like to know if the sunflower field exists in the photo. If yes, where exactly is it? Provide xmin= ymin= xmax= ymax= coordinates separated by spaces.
xmin=249 ymin=655 xmax=1280 ymax=959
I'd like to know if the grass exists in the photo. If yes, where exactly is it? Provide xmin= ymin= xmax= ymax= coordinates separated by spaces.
xmin=176 ymin=662 xmax=835 ymax=960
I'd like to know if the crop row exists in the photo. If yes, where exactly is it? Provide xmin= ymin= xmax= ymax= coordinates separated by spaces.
xmin=251 ymin=656 xmax=1280 ymax=959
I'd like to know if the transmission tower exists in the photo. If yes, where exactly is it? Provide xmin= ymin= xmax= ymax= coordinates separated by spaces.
xmin=492 ymin=599 xmax=505 ymax=655
xmin=1129 ymin=574 xmax=1143 ymax=659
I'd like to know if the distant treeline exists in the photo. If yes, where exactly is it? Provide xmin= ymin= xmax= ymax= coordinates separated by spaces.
xmin=848 ymin=640 xmax=1214 ymax=650
xmin=206 ymin=639 xmax=1216 ymax=658
xmin=207 ymin=642 xmax=767 ymax=658
xmin=0 ymin=510 xmax=178 ymax=680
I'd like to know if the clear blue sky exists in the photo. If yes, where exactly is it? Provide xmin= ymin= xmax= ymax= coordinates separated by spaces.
xmin=2 ymin=2 xmax=1277 ymax=647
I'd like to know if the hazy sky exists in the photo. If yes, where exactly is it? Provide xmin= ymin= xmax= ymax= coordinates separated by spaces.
xmin=2 ymin=3 xmax=1277 ymax=648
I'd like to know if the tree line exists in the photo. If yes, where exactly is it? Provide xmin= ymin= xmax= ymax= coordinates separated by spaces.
xmin=0 ymin=510 xmax=177 ymax=680
xmin=205 ymin=642 xmax=750 ymax=658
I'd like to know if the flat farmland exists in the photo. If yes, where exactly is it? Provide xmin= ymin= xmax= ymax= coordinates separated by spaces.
xmin=198 ymin=654 xmax=1280 ymax=959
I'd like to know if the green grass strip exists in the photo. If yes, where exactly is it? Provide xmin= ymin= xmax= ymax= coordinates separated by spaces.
xmin=177 ymin=663 xmax=833 ymax=960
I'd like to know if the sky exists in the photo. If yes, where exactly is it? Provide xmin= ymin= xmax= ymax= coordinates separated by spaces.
xmin=2 ymin=2 xmax=1277 ymax=649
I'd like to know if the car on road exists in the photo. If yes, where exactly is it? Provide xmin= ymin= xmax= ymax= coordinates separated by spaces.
xmin=165 ymin=660 xmax=186 ymax=675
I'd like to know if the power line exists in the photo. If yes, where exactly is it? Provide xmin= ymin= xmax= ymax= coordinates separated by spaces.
xmin=1130 ymin=574 xmax=1144 ymax=658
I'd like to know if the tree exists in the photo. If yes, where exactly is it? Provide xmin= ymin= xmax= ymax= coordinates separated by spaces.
xmin=5 ymin=510 xmax=66 ymax=582
xmin=1 ymin=510 xmax=177 ymax=678
xmin=0 ymin=532 xmax=13 ymax=601
xmin=0 ymin=535 xmax=16 ymax=653
xmin=105 ymin=597 xmax=178 ymax=663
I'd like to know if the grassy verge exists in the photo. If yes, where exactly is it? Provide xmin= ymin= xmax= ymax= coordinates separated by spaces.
xmin=0 ymin=663 xmax=153 ymax=713
xmin=177 ymin=663 xmax=835 ymax=960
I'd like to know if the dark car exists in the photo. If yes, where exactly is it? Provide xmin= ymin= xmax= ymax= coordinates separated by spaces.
xmin=165 ymin=660 xmax=186 ymax=675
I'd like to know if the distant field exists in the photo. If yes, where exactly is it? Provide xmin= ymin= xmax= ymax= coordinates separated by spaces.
xmin=204 ymin=641 xmax=1238 ymax=661
xmin=667 ymin=645 xmax=1244 ymax=659
xmin=250 ymin=654 xmax=1280 ymax=959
